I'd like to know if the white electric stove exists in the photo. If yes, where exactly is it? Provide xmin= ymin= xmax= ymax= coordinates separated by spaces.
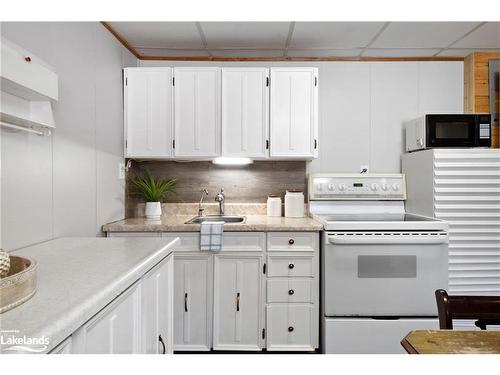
xmin=309 ymin=173 xmax=449 ymax=354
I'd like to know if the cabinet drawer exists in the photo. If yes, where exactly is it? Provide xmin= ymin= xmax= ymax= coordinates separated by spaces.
xmin=266 ymin=304 xmax=316 ymax=351
xmin=267 ymin=255 xmax=314 ymax=277
xmin=107 ymin=232 xmax=160 ymax=237
xmin=221 ymin=232 xmax=265 ymax=252
xmin=162 ymin=232 xmax=198 ymax=251
xmin=267 ymin=279 xmax=313 ymax=303
xmin=267 ymin=232 xmax=317 ymax=252
xmin=162 ymin=232 xmax=265 ymax=252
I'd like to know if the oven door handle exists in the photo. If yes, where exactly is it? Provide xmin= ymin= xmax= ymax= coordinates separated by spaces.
xmin=328 ymin=234 xmax=448 ymax=245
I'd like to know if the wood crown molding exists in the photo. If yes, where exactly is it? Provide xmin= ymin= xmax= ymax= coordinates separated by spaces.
xmin=101 ymin=22 xmax=141 ymax=59
xmin=101 ymin=22 xmax=464 ymax=62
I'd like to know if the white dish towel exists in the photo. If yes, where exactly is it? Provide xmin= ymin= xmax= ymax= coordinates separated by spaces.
xmin=200 ymin=221 xmax=224 ymax=251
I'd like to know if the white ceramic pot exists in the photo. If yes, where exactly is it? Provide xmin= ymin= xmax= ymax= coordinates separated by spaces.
xmin=145 ymin=202 xmax=162 ymax=219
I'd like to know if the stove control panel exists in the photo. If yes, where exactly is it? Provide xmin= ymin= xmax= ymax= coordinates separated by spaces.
xmin=309 ymin=173 xmax=406 ymax=200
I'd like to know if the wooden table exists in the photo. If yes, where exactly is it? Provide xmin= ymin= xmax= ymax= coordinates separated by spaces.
xmin=401 ymin=330 xmax=500 ymax=354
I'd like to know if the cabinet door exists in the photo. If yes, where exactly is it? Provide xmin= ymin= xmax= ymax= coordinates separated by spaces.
xmin=174 ymin=68 xmax=221 ymax=158
xmin=270 ymin=68 xmax=318 ymax=158
xmin=266 ymin=304 xmax=316 ymax=351
xmin=213 ymin=254 xmax=264 ymax=350
xmin=221 ymin=68 xmax=269 ymax=158
xmin=72 ymin=284 xmax=141 ymax=354
xmin=124 ymin=68 xmax=173 ymax=158
xmin=141 ymin=254 xmax=174 ymax=354
xmin=174 ymin=254 xmax=213 ymax=351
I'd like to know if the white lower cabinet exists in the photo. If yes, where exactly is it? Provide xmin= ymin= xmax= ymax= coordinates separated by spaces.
xmin=173 ymin=254 xmax=213 ymax=351
xmin=213 ymin=254 xmax=264 ymax=350
xmin=70 ymin=254 xmax=174 ymax=354
xmin=72 ymin=283 xmax=141 ymax=354
xmin=267 ymin=304 xmax=316 ymax=351
xmin=106 ymin=231 xmax=320 ymax=353
xmin=141 ymin=255 xmax=174 ymax=354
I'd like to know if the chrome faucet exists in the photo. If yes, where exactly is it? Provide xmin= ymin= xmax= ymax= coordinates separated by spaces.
xmin=198 ymin=189 xmax=209 ymax=216
xmin=215 ymin=188 xmax=225 ymax=216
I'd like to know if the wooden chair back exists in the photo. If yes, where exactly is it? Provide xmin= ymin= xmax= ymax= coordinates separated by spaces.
xmin=435 ymin=289 xmax=500 ymax=330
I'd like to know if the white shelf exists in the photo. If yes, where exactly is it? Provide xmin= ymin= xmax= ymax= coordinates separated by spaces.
xmin=0 ymin=37 xmax=58 ymax=134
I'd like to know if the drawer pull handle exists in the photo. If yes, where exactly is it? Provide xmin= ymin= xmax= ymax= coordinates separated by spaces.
xmin=288 ymin=263 xmax=295 ymax=269
xmin=158 ymin=334 xmax=166 ymax=354
xmin=288 ymin=326 xmax=294 ymax=332
xmin=236 ymin=292 xmax=240 ymax=312
xmin=24 ymin=56 xmax=32 ymax=62
xmin=288 ymin=289 xmax=295 ymax=295
xmin=288 ymin=239 xmax=295 ymax=245
xmin=184 ymin=293 xmax=188 ymax=312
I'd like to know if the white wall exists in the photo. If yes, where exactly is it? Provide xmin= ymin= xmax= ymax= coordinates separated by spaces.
xmin=140 ymin=59 xmax=464 ymax=174
xmin=1 ymin=22 xmax=137 ymax=251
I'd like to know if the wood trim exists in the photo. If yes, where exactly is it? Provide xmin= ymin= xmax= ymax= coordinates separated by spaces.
xmin=139 ymin=55 xmax=464 ymax=62
xmin=100 ymin=23 xmax=464 ymax=62
xmin=100 ymin=22 xmax=141 ymax=59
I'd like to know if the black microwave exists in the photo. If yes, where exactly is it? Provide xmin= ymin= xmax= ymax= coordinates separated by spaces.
xmin=405 ymin=114 xmax=491 ymax=152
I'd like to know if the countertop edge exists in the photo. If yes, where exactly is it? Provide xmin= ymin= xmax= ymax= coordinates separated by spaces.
xmin=101 ymin=216 xmax=323 ymax=233
xmin=24 ymin=238 xmax=179 ymax=354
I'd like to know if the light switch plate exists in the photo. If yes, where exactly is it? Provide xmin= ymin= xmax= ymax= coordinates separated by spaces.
xmin=118 ymin=162 xmax=126 ymax=180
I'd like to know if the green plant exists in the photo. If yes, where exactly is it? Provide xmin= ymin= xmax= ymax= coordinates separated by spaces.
xmin=130 ymin=169 xmax=177 ymax=202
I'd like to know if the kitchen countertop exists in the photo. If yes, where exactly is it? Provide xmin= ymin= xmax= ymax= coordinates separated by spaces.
xmin=0 ymin=237 xmax=178 ymax=354
xmin=102 ymin=215 xmax=323 ymax=232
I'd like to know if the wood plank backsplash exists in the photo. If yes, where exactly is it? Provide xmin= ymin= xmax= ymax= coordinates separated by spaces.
xmin=126 ymin=161 xmax=307 ymax=217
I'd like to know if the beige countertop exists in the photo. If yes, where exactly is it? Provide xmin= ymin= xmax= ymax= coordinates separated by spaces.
xmin=102 ymin=215 xmax=323 ymax=232
xmin=0 ymin=237 xmax=178 ymax=354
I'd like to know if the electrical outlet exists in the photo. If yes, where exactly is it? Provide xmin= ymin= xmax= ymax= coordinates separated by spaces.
xmin=360 ymin=165 xmax=369 ymax=173
xmin=119 ymin=162 xmax=126 ymax=180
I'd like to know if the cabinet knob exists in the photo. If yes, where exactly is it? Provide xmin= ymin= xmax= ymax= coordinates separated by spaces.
xmin=288 ymin=263 xmax=295 ymax=269
xmin=288 ymin=289 xmax=295 ymax=295
xmin=24 ymin=56 xmax=32 ymax=62
xmin=288 ymin=239 xmax=295 ymax=245
xmin=288 ymin=326 xmax=294 ymax=332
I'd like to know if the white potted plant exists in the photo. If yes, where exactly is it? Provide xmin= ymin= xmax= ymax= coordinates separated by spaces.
xmin=130 ymin=169 xmax=177 ymax=219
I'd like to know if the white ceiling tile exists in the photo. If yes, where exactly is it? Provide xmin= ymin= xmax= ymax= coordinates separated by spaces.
xmin=108 ymin=22 xmax=204 ymax=49
xmin=200 ymin=22 xmax=290 ymax=49
xmin=451 ymin=22 xmax=500 ymax=48
xmin=209 ymin=49 xmax=284 ymax=57
xmin=290 ymin=22 xmax=385 ymax=49
xmin=372 ymin=22 xmax=480 ymax=48
xmin=362 ymin=49 xmax=442 ymax=57
xmin=135 ymin=48 xmax=210 ymax=57
xmin=287 ymin=49 xmax=362 ymax=57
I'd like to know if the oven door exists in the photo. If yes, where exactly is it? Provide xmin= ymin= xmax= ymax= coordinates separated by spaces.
xmin=322 ymin=231 xmax=449 ymax=316
xmin=425 ymin=114 xmax=478 ymax=148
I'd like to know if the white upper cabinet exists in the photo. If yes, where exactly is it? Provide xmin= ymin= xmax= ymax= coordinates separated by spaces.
xmin=124 ymin=68 xmax=174 ymax=158
xmin=174 ymin=67 xmax=221 ymax=158
xmin=221 ymin=68 xmax=269 ymax=158
xmin=270 ymin=67 xmax=318 ymax=159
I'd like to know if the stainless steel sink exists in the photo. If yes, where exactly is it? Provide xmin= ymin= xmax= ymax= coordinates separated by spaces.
xmin=185 ymin=215 xmax=246 ymax=224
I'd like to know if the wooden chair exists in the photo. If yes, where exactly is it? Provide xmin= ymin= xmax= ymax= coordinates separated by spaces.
xmin=435 ymin=289 xmax=500 ymax=330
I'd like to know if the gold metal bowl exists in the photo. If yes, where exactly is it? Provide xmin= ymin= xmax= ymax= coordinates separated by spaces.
xmin=0 ymin=256 xmax=37 ymax=314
